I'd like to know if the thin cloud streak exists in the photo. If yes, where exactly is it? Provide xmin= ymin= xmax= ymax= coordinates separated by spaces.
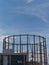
xmin=27 ymin=0 xmax=35 ymax=3
xmin=9 ymin=2 xmax=49 ymax=23
xmin=25 ymin=2 xmax=49 ymax=23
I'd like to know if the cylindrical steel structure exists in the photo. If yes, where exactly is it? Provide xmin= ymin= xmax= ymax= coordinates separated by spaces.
xmin=3 ymin=34 xmax=48 ymax=65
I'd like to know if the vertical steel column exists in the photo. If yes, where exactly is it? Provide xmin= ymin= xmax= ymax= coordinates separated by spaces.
xmin=39 ymin=36 xmax=42 ymax=65
xmin=20 ymin=35 xmax=21 ymax=53
xmin=37 ymin=44 xmax=38 ymax=65
xmin=43 ymin=38 xmax=45 ymax=65
xmin=44 ymin=38 xmax=47 ymax=65
xmin=17 ymin=45 xmax=18 ymax=53
xmin=13 ymin=35 xmax=15 ymax=52
xmin=3 ymin=39 xmax=4 ymax=50
xmin=27 ymin=34 xmax=28 ymax=61
xmin=3 ymin=38 xmax=6 ymax=50
xmin=8 ymin=37 xmax=9 ymax=49
xmin=32 ymin=36 xmax=33 ymax=65
xmin=31 ymin=44 xmax=33 ymax=65
xmin=45 ymin=38 xmax=48 ymax=65
xmin=33 ymin=35 xmax=36 ymax=64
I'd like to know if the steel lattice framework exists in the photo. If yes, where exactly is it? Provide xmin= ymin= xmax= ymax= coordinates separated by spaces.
xmin=3 ymin=34 xmax=48 ymax=65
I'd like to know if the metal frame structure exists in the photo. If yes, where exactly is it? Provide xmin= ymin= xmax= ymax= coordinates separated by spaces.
xmin=3 ymin=34 xmax=48 ymax=65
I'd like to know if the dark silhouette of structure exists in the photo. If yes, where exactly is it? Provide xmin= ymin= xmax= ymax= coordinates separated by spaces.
xmin=0 ymin=34 xmax=48 ymax=65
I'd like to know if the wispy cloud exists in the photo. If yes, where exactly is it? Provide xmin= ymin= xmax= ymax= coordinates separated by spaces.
xmin=11 ymin=1 xmax=49 ymax=23
xmin=24 ymin=2 xmax=49 ymax=23
xmin=32 ymin=2 xmax=49 ymax=23
xmin=27 ymin=0 xmax=35 ymax=3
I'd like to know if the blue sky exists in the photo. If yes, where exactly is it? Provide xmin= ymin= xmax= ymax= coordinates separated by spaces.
xmin=0 ymin=0 xmax=49 ymax=60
